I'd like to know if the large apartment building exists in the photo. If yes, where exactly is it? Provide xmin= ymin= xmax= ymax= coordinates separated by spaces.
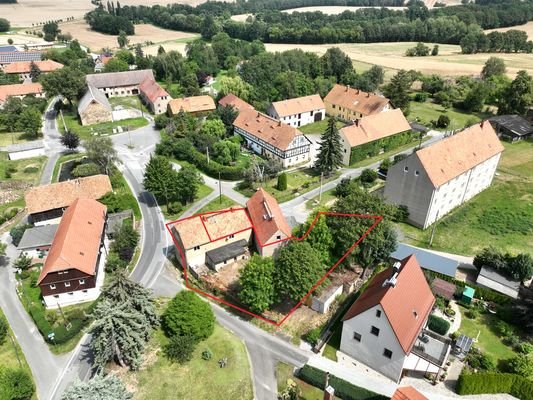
xmin=384 ymin=122 xmax=504 ymax=229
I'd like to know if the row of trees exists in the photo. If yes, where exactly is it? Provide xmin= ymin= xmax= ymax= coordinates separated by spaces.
xmin=85 ymin=7 xmax=135 ymax=35
xmin=460 ymin=29 xmax=532 ymax=54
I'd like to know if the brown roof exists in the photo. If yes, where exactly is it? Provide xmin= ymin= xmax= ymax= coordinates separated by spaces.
xmin=171 ymin=208 xmax=252 ymax=250
xmin=167 ymin=95 xmax=216 ymax=115
xmin=3 ymin=60 xmax=63 ymax=74
xmin=416 ymin=121 xmax=504 ymax=188
xmin=246 ymin=188 xmax=292 ymax=246
xmin=37 ymin=198 xmax=107 ymax=284
xmin=86 ymin=69 xmax=155 ymax=89
xmin=340 ymin=109 xmax=411 ymax=147
xmin=139 ymin=78 xmax=169 ymax=103
xmin=218 ymin=93 xmax=255 ymax=112
xmin=270 ymin=94 xmax=325 ymax=118
xmin=343 ymin=255 xmax=435 ymax=354
xmin=324 ymin=84 xmax=390 ymax=116
xmin=0 ymin=83 xmax=43 ymax=102
xmin=233 ymin=109 xmax=310 ymax=151
xmin=431 ymin=277 xmax=456 ymax=300
xmin=25 ymin=175 xmax=112 ymax=215
xmin=391 ymin=386 xmax=428 ymax=400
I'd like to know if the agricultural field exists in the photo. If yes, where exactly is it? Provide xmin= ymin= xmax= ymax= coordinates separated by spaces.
xmin=282 ymin=6 xmax=407 ymax=14
xmin=0 ymin=0 xmax=233 ymax=27
xmin=143 ymin=35 xmax=201 ymax=57
xmin=399 ymin=140 xmax=533 ymax=256
xmin=58 ymin=21 xmax=198 ymax=52
xmin=263 ymin=42 xmax=533 ymax=78
xmin=484 ymin=21 xmax=533 ymax=41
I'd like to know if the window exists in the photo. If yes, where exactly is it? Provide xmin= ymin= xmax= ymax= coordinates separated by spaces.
xmin=193 ymin=245 xmax=200 ymax=251
xmin=276 ymin=235 xmax=282 ymax=240
xmin=50 ymin=284 xmax=56 ymax=290
xmin=371 ymin=326 xmax=380 ymax=336
xmin=383 ymin=348 xmax=393 ymax=359
xmin=311 ymin=110 xmax=314 ymax=116
xmin=82 ymin=290 xmax=88 ymax=293
xmin=344 ymin=149 xmax=347 ymax=153
xmin=79 ymin=279 xmax=85 ymax=285
xmin=68 ymin=292 xmax=74 ymax=296
xmin=53 ymin=295 xmax=59 ymax=298
xmin=228 ymin=234 xmax=235 ymax=239
xmin=353 ymin=332 xmax=362 ymax=342
xmin=376 ymin=310 xmax=381 ymax=318
xmin=404 ymin=166 xmax=409 ymax=172
xmin=415 ymin=170 xmax=420 ymax=176
xmin=65 ymin=282 xmax=71 ymax=287
xmin=332 ymin=105 xmax=336 ymax=109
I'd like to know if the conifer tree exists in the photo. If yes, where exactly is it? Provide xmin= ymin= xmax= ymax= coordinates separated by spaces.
xmin=315 ymin=117 xmax=343 ymax=174
xmin=61 ymin=375 xmax=132 ymax=400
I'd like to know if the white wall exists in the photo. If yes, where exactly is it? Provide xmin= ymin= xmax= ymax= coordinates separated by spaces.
xmin=276 ymin=109 xmax=325 ymax=128
xmin=340 ymin=304 xmax=406 ymax=382
xmin=8 ymin=147 xmax=45 ymax=160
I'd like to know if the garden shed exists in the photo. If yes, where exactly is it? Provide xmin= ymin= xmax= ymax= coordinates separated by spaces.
xmin=431 ymin=278 xmax=456 ymax=300
xmin=461 ymin=286 xmax=475 ymax=305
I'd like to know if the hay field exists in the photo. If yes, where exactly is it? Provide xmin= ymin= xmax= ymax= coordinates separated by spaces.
xmin=263 ymin=42 xmax=533 ymax=77
xmin=59 ymin=21 xmax=198 ymax=51
xmin=0 ymin=0 xmax=234 ymax=27
xmin=484 ymin=21 xmax=533 ymax=41
xmin=282 ymin=6 xmax=407 ymax=14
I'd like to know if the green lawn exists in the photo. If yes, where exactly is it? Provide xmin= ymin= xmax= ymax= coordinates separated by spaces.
xmin=131 ymin=325 xmax=253 ymax=400
xmin=0 ymin=308 xmax=33 ymax=374
xmin=197 ymin=195 xmax=238 ymax=214
xmin=237 ymin=168 xmax=341 ymax=203
xmin=409 ymin=100 xmax=491 ymax=130
xmin=58 ymin=110 xmax=148 ymax=140
xmin=305 ymin=188 xmax=337 ymax=210
xmin=108 ymin=96 xmax=151 ymax=114
xmin=106 ymin=170 xmax=142 ymax=220
xmin=277 ymin=362 xmax=323 ymax=400
xmin=0 ymin=132 xmax=32 ymax=147
xmin=298 ymin=117 xmax=345 ymax=135
xmin=398 ymin=140 xmax=533 ymax=256
xmin=161 ymin=183 xmax=215 ymax=221
xmin=212 ymin=70 xmax=229 ymax=92
xmin=458 ymin=307 xmax=516 ymax=363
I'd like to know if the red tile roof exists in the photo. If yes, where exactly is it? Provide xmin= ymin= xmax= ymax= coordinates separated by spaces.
xmin=324 ymin=84 xmax=390 ymax=116
xmin=167 ymin=95 xmax=216 ymax=115
xmin=391 ymin=386 xmax=428 ymax=400
xmin=37 ymin=199 xmax=107 ymax=284
xmin=246 ymin=188 xmax=292 ymax=246
xmin=343 ymin=255 xmax=435 ymax=354
xmin=139 ymin=78 xmax=169 ymax=103
xmin=270 ymin=94 xmax=325 ymax=118
xmin=0 ymin=83 xmax=43 ymax=102
xmin=218 ymin=93 xmax=255 ymax=112
xmin=3 ymin=60 xmax=63 ymax=74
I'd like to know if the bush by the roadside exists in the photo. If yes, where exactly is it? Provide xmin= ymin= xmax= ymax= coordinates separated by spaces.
xmin=297 ymin=364 xmax=387 ymax=400
xmin=303 ymin=326 xmax=322 ymax=347
xmin=0 ymin=367 xmax=34 ymax=400
xmin=72 ymin=162 xmax=100 ymax=178
xmin=457 ymin=372 xmax=533 ymax=400
xmin=0 ymin=316 xmax=7 ymax=345
xmin=164 ymin=335 xmax=196 ymax=364
xmin=428 ymin=314 xmax=450 ymax=335
xmin=0 ymin=208 xmax=20 ymax=226
xmin=9 ymin=224 xmax=32 ymax=247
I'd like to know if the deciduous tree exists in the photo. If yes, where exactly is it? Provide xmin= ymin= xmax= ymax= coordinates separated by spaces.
xmin=60 ymin=130 xmax=80 ymax=150
xmin=110 ymin=223 xmax=139 ymax=262
xmin=481 ymin=57 xmax=506 ymax=80
xmin=383 ymin=70 xmax=412 ymax=115
xmin=321 ymin=47 xmax=353 ymax=82
xmin=17 ymin=107 xmax=42 ymax=138
xmin=40 ymin=66 xmax=86 ymax=105
xmin=498 ymin=70 xmax=533 ymax=116
xmin=117 ymin=30 xmax=129 ymax=48
xmin=61 ymin=375 xmax=132 ymax=400
xmin=238 ymin=255 xmax=275 ymax=313
xmin=84 ymin=136 xmax=118 ymax=175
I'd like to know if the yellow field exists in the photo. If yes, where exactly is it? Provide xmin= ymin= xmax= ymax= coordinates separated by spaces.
xmin=282 ymin=6 xmax=406 ymax=14
xmin=263 ymin=42 xmax=533 ymax=78
xmin=58 ymin=21 xmax=198 ymax=52
xmin=0 ymin=0 xmax=234 ymax=27
xmin=484 ymin=21 xmax=533 ymax=41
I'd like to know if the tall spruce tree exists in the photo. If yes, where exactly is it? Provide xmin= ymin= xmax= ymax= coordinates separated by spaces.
xmin=315 ymin=117 xmax=343 ymax=174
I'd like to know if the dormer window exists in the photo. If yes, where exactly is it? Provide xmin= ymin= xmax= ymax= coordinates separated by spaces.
xmin=376 ymin=310 xmax=381 ymax=318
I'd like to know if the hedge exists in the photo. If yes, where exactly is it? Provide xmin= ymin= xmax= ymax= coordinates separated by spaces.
xmin=349 ymin=131 xmax=417 ymax=165
xmin=297 ymin=365 xmax=387 ymax=400
xmin=457 ymin=372 xmax=533 ymax=400
xmin=29 ymin=304 xmax=91 ymax=345
xmin=428 ymin=314 xmax=450 ymax=335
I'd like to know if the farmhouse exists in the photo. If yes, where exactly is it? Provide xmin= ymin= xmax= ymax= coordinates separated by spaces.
xmin=384 ymin=122 xmax=504 ymax=229
xmin=24 ymin=174 xmax=112 ymax=225
xmin=218 ymin=93 xmax=255 ymax=113
xmin=170 ymin=208 xmax=253 ymax=271
xmin=340 ymin=255 xmax=450 ymax=382
xmin=85 ymin=69 xmax=155 ymax=98
xmin=339 ymin=109 xmax=412 ymax=165
xmin=489 ymin=114 xmax=533 ymax=142
xmin=6 ymin=140 xmax=45 ymax=160
xmin=2 ymin=60 xmax=63 ymax=81
xmin=0 ymin=51 xmax=44 ymax=68
xmin=324 ymin=84 xmax=391 ymax=120
xmin=139 ymin=78 xmax=171 ymax=115
xmin=93 ymin=54 xmax=113 ymax=73
xmin=246 ymin=188 xmax=292 ymax=257
xmin=233 ymin=109 xmax=312 ymax=168
xmin=0 ymin=83 xmax=45 ymax=107
xmin=167 ymin=95 xmax=216 ymax=116
xmin=37 ymin=199 xmax=107 ymax=309
xmin=77 ymin=84 xmax=113 ymax=126
xmin=267 ymin=94 xmax=325 ymax=128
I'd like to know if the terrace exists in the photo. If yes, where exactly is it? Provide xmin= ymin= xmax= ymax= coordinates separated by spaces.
xmin=405 ymin=330 xmax=452 ymax=374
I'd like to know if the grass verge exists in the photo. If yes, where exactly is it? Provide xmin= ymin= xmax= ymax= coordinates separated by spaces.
xmin=197 ymin=195 xmax=237 ymax=214
xmin=277 ymin=362 xmax=323 ymax=400
xmin=158 ymin=183 xmax=215 ymax=221
xmin=51 ymin=152 xmax=84 ymax=183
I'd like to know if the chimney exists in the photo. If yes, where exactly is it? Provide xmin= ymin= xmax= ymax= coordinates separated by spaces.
xmin=345 ymin=85 xmax=349 ymax=92
xmin=323 ymin=373 xmax=335 ymax=400
xmin=367 ymin=92 xmax=370 ymax=98
xmin=480 ymin=120 xmax=484 ymax=128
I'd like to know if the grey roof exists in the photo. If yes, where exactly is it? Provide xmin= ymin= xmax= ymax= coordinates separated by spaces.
xmin=206 ymin=239 xmax=248 ymax=265
xmin=478 ymin=266 xmax=520 ymax=291
xmin=18 ymin=224 xmax=58 ymax=250
xmin=489 ymin=115 xmax=533 ymax=137
xmin=86 ymin=69 xmax=154 ymax=89
xmin=410 ymin=122 xmax=429 ymax=133
xmin=7 ymin=140 xmax=44 ymax=153
xmin=107 ymin=210 xmax=133 ymax=235
xmin=0 ymin=51 xmax=44 ymax=64
xmin=391 ymin=243 xmax=459 ymax=278
xmin=78 ymin=85 xmax=112 ymax=114
xmin=0 ymin=46 xmax=18 ymax=53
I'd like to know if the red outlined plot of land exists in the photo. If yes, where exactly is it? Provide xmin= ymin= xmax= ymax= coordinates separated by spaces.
xmin=166 ymin=209 xmax=382 ymax=326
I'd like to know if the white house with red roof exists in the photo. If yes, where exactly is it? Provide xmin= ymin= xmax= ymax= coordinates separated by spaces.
xmin=139 ymin=78 xmax=170 ymax=115
xmin=340 ymin=255 xmax=451 ymax=382
xmin=246 ymin=188 xmax=292 ymax=257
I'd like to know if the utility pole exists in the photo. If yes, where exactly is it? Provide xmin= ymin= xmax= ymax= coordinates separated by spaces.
xmin=59 ymin=109 xmax=67 ymax=133
xmin=206 ymin=147 xmax=210 ymax=164
xmin=319 ymin=171 xmax=324 ymax=203
xmin=139 ymin=97 xmax=144 ymax=118
xmin=9 ymin=334 xmax=22 ymax=369
xmin=428 ymin=210 xmax=439 ymax=247
xmin=218 ymin=171 xmax=222 ymax=204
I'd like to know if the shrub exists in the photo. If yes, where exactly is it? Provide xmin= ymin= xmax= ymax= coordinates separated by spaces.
xmin=71 ymin=162 xmax=100 ymax=178
xmin=360 ymin=169 xmax=378 ymax=184
xmin=436 ymin=114 xmax=450 ymax=128
xmin=23 ymin=166 xmax=39 ymax=174
xmin=105 ymin=251 xmax=127 ymax=272
xmin=9 ymin=224 xmax=32 ymax=247
xmin=507 ymin=354 xmax=533 ymax=379
xmin=465 ymin=347 xmax=495 ymax=371
xmin=0 ymin=316 xmax=7 ymax=345
xmin=303 ymin=326 xmax=322 ymax=347
xmin=297 ymin=365 xmax=387 ymax=400
xmin=414 ymin=92 xmax=428 ymax=102
xmin=465 ymin=308 xmax=479 ymax=319
xmin=202 ymin=348 xmax=213 ymax=360
xmin=428 ymin=314 xmax=450 ymax=335
xmin=277 ymin=172 xmax=287 ymax=191
xmin=164 ymin=335 xmax=196 ymax=364
xmin=457 ymin=372 xmax=533 ymax=399
xmin=0 ymin=367 xmax=35 ymax=400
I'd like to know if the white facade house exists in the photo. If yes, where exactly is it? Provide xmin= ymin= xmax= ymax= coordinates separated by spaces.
xmin=233 ymin=109 xmax=312 ymax=168
xmin=267 ymin=94 xmax=325 ymax=128
xmin=384 ymin=122 xmax=504 ymax=229
xmin=340 ymin=255 xmax=449 ymax=382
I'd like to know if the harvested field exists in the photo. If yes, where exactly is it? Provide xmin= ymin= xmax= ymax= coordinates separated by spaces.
xmin=58 ymin=21 xmax=198 ymax=51
xmin=484 ymin=21 xmax=533 ymax=41
xmin=282 ymin=6 xmax=407 ymax=13
xmin=263 ymin=42 xmax=533 ymax=77
xmin=0 ymin=0 xmax=234 ymax=27
xmin=230 ymin=13 xmax=253 ymax=22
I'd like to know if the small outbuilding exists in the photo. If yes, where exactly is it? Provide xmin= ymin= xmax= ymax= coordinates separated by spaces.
xmin=17 ymin=224 xmax=59 ymax=257
xmin=489 ymin=115 xmax=533 ymax=142
xmin=476 ymin=266 xmax=520 ymax=299
xmin=78 ymin=85 xmax=113 ymax=126
xmin=461 ymin=286 xmax=475 ymax=305
xmin=205 ymin=239 xmax=249 ymax=271
xmin=390 ymin=243 xmax=459 ymax=278
xmin=431 ymin=278 xmax=456 ymax=301
xmin=7 ymin=140 xmax=45 ymax=160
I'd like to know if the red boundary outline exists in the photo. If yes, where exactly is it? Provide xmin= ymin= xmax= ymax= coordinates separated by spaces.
xmin=165 ymin=209 xmax=382 ymax=326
